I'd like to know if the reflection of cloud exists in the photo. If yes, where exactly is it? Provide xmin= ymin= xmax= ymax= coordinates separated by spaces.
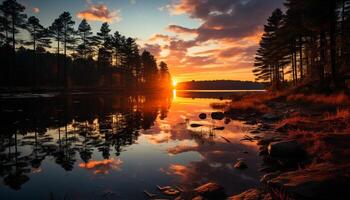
xmin=77 ymin=4 xmax=121 ymax=22
xmin=32 ymin=7 xmax=40 ymax=13
xmin=31 ymin=167 xmax=42 ymax=174
xmin=168 ymin=143 xmax=198 ymax=155
xmin=79 ymin=158 xmax=123 ymax=174
xmin=145 ymin=131 xmax=172 ymax=144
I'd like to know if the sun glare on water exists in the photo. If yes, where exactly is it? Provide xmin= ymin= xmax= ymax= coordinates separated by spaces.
xmin=172 ymin=79 xmax=177 ymax=87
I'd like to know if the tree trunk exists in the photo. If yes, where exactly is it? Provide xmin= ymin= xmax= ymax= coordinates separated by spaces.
xmin=33 ymin=27 xmax=37 ymax=88
xmin=329 ymin=0 xmax=337 ymax=86
xmin=293 ymin=49 xmax=298 ymax=84
xmin=11 ymin=14 xmax=15 ymax=86
xmin=319 ymin=31 xmax=325 ymax=81
xmin=64 ymin=28 xmax=67 ymax=90
xmin=299 ymin=35 xmax=303 ymax=79
xmin=57 ymin=33 xmax=60 ymax=86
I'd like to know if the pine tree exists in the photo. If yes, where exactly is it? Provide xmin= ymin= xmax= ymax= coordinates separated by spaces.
xmin=159 ymin=61 xmax=171 ymax=88
xmin=77 ymin=19 xmax=93 ymax=59
xmin=141 ymin=50 xmax=158 ymax=87
xmin=0 ymin=0 xmax=26 ymax=85
xmin=58 ymin=12 xmax=75 ymax=89
xmin=26 ymin=16 xmax=51 ymax=87
xmin=49 ymin=18 xmax=63 ymax=85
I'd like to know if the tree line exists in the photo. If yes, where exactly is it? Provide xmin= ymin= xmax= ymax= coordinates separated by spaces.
xmin=253 ymin=0 xmax=350 ymax=91
xmin=176 ymin=80 xmax=265 ymax=90
xmin=0 ymin=0 xmax=171 ymax=91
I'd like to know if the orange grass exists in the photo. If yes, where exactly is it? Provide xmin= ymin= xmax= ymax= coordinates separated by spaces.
xmin=275 ymin=116 xmax=311 ymax=130
xmin=287 ymin=93 xmax=350 ymax=106
xmin=324 ymin=108 xmax=350 ymax=120
xmin=227 ymin=92 xmax=280 ymax=113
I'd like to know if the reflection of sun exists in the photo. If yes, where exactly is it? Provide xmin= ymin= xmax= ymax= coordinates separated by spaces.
xmin=172 ymin=79 xmax=177 ymax=87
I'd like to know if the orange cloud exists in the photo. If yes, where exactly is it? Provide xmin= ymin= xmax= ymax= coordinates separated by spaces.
xmin=32 ymin=7 xmax=40 ymax=13
xmin=77 ymin=4 xmax=121 ymax=22
xmin=167 ymin=25 xmax=197 ymax=35
xmin=149 ymin=34 xmax=171 ymax=42
xmin=79 ymin=158 xmax=123 ymax=174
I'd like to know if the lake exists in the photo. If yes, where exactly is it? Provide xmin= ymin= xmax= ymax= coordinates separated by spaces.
xmin=0 ymin=90 xmax=262 ymax=200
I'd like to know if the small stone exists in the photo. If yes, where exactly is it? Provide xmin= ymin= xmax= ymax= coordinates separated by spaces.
xmin=190 ymin=124 xmax=204 ymax=128
xmin=268 ymin=140 xmax=304 ymax=157
xmin=234 ymin=161 xmax=248 ymax=169
xmin=211 ymin=112 xmax=225 ymax=120
xmin=199 ymin=113 xmax=207 ymax=120
xmin=194 ymin=182 xmax=226 ymax=199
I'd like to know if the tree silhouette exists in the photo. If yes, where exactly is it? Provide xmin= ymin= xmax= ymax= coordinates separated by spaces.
xmin=58 ymin=12 xmax=75 ymax=89
xmin=159 ymin=61 xmax=171 ymax=89
xmin=49 ymin=18 xmax=63 ymax=85
xmin=97 ymin=22 xmax=113 ymax=85
xmin=254 ymin=0 xmax=350 ymax=90
xmin=0 ymin=1 xmax=171 ymax=90
xmin=77 ymin=19 xmax=93 ymax=59
xmin=141 ymin=50 xmax=158 ymax=87
xmin=26 ymin=16 xmax=51 ymax=87
xmin=0 ymin=0 xmax=26 ymax=85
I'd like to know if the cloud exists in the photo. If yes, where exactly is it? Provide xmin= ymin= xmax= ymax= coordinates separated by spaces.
xmin=77 ymin=3 xmax=121 ymax=22
xmin=144 ymin=0 xmax=284 ymax=81
xmin=169 ymin=0 xmax=283 ymax=42
xmin=32 ymin=7 xmax=40 ymax=13
xmin=141 ymin=43 xmax=162 ymax=57
xmin=167 ymin=25 xmax=197 ymax=35
xmin=149 ymin=34 xmax=172 ymax=42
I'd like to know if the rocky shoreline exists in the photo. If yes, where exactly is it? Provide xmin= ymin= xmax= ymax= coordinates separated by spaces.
xmin=173 ymin=92 xmax=350 ymax=200
xmin=226 ymin=92 xmax=350 ymax=200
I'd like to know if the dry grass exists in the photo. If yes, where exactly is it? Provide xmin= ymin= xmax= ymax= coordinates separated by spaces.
xmin=324 ymin=108 xmax=350 ymax=120
xmin=210 ymin=102 xmax=229 ymax=110
xmin=275 ymin=116 xmax=311 ymax=130
xmin=287 ymin=93 xmax=350 ymax=106
xmin=227 ymin=92 xmax=281 ymax=113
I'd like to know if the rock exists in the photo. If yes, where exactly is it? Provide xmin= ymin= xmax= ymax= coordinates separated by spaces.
xmin=228 ymin=188 xmax=266 ymax=200
xmin=194 ymin=182 xmax=226 ymax=199
xmin=224 ymin=118 xmax=231 ymax=124
xmin=199 ymin=113 xmax=207 ymax=120
xmin=211 ymin=112 xmax=225 ymax=120
xmin=262 ymin=113 xmax=281 ymax=121
xmin=190 ymin=124 xmax=204 ymax=128
xmin=234 ymin=161 xmax=248 ymax=169
xmin=268 ymin=140 xmax=304 ymax=157
xmin=157 ymin=185 xmax=181 ymax=196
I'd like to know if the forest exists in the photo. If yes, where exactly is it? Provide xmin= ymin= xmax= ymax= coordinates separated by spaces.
xmin=0 ymin=0 xmax=171 ymax=91
xmin=254 ymin=0 xmax=350 ymax=92
xmin=176 ymin=80 xmax=265 ymax=90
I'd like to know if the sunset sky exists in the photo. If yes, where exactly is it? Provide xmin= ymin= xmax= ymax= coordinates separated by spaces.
xmin=18 ymin=0 xmax=284 ymax=82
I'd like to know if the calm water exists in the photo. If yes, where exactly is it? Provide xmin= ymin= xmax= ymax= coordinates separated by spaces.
xmin=0 ymin=90 xmax=262 ymax=200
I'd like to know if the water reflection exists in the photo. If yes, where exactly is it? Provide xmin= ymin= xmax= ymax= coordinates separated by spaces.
xmin=0 ymin=92 xmax=261 ymax=199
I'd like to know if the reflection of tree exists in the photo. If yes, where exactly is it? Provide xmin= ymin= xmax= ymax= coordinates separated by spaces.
xmin=0 ymin=93 xmax=172 ymax=190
